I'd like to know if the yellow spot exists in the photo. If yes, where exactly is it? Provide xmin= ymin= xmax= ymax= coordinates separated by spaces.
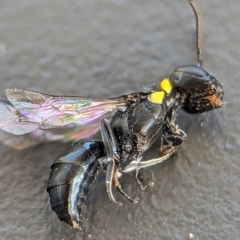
xmin=160 ymin=78 xmax=173 ymax=94
xmin=148 ymin=91 xmax=165 ymax=104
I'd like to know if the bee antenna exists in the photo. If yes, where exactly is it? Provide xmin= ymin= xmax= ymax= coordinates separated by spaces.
xmin=188 ymin=0 xmax=203 ymax=68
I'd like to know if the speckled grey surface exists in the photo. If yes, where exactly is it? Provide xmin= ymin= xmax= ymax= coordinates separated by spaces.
xmin=0 ymin=0 xmax=239 ymax=240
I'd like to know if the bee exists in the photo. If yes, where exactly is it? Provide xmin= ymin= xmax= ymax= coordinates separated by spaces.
xmin=0 ymin=0 xmax=223 ymax=229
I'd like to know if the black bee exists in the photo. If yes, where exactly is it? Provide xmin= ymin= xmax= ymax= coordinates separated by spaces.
xmin=0 ymin=0 xmax=223 ymax=229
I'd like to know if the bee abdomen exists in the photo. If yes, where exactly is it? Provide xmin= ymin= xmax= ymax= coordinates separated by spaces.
xmin=47 ymin=139 xmax=105 ymax=229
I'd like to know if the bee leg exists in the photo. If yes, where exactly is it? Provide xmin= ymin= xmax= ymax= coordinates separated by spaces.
xmin=122 ymin=150 xmax=175 ymax=173
xmin=136 ymin=149 xmax=176 ymax=169
xmin=134 ymin=122 xmax=186 ymax=170
xmin=133 ymin=125 xmax=185 ymax=171
xmin=100 ymin=119 xmax=119 ymax=162
xmin=163 ymin=133 xmax=185 ymax=149
xmin=105 ymin=160 xmax=123 ymax=206
xmin=162 ymin=122 xmax=187 ymax=149
xmin=101 ymin=119 xmax=122 ymax=206
xmin=135 ymin=169 xmax=154 ymax=190
xmin=113 ymin=170 xmax=139 ymax=204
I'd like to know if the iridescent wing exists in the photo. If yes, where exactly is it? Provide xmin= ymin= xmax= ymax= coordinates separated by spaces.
xmin=0 ymin=108 xmax=116 ymax=150
xmin=0 ymin=120 xmax=104 ymax=150
xmin=0 ymin=89 xmax=127 ymax=135
xmin=0 ymin=99 xmax=39 ymax=135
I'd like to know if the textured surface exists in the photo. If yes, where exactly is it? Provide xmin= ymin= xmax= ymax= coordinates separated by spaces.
xmin=0 ymin=0 xmax=239 ymax=239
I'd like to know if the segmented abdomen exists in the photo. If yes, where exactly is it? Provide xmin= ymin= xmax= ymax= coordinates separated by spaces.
xmin=47 ymin=139 xmax=105 ymax=229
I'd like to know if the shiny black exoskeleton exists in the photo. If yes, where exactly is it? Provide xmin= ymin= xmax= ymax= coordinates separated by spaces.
xmin=47 ymin=140 xmax=105 ymax=228
xmin=111 ymin=90 xmax=178 ymax=169
xmin=169 ymin=65 xmax=224 ymax=113
xmin=0 ymin=0 xmax=224 ymax=231
xmin=46 ymin=0 xmax=224 ymax=229
xmin=47 ymin=63 xmax=223 ymax=228
xmin=46 ymin=88 xmax=185 ymax=228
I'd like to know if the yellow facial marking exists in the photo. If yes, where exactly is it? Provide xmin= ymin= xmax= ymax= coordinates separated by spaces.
xmin=148 ymin=91 xmax=165 ymax=104
xmin=160 ymin=78 xmax=173 ymax=94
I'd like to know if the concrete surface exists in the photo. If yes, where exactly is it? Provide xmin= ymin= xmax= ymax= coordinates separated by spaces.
xmin=0 ymin=0 xmax=239 ymax=239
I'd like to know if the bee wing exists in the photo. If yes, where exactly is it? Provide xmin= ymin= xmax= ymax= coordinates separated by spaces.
xmin=0 ymin=99 xmax=40 ymax=135
xmin=0 ymin=119 xmax=106 ymax=150
xmin=0 ymin=129 xmax=43 ymax=150
xmin=0 ymin=89 xmax=127 ymax=135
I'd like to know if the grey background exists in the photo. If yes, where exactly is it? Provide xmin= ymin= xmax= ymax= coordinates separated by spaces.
xmin=0 ymin=0 xmax=239 ymax=239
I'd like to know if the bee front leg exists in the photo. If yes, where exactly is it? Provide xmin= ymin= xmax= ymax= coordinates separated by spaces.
xmin=135 ymin=169 xmax=154 ymax=190
xmin=162 ymin=122 xmax=187 ymax=150
xmin=113 ymin=170 xmax=139 ymax=204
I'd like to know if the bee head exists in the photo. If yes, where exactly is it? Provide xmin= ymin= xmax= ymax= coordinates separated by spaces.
xmin=169 ymin=65 xmax=224 ymax=113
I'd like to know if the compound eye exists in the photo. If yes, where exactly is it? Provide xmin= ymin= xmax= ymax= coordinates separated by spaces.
xmin=169 ymin=65 xmax=212 ymax=88
xmin=176 ymin=65 xmax=208 ymax=77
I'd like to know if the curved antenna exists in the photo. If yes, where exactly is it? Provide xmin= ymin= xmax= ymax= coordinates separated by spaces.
xmin=188 ymin=0 xmax=203 ymax=68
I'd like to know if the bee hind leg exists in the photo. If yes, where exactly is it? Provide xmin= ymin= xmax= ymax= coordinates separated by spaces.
xmin=101 ymin=119 xmax=138 ymax=205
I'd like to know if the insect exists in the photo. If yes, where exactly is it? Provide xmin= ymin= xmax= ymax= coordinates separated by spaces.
xmin=0 ymin=0 xmax=223 ymax=229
